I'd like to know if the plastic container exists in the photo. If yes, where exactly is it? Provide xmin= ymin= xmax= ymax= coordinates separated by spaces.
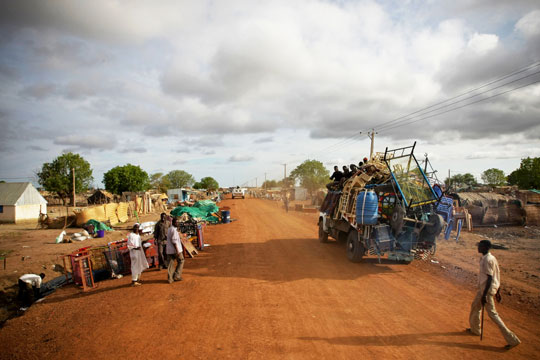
xmin=356 ymin=191 xmax=378 ymax=225
xmin=96 ymin=230 xmax=105 ymax=238
xmin=221 ymin=210 xmax=230 ymax=224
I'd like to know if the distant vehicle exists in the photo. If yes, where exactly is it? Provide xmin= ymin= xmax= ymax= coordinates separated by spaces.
xmin=232 ymin=188 xmax=247 ymax=199
xmin=319 ymin=143 xmax=445 ymax=264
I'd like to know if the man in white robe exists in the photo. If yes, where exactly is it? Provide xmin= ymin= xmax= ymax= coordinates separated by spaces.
xmin=127 ymin=223 xmax=149 ymax=286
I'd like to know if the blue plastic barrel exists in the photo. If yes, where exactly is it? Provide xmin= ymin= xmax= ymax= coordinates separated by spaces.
xmin=356 ymin=191 xmax=378 ymax=225
xmin=221 ymin=210 xmax=230 ymax=224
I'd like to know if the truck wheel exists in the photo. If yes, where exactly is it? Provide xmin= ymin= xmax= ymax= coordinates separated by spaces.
xmin=346 ymin=229 xmax=364 ymax=263
xmin=318 ymin=221 xmax=328 ymax=243
xmin=337 ymin=231 xmax=348 ymax=243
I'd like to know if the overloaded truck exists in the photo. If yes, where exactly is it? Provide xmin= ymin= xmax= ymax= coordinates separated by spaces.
xmin=319 ymin=143 xmax=446 ymax=263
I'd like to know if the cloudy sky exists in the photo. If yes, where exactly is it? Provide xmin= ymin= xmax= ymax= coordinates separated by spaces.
xmin=1 ymin=0 xmax=539 ymax=188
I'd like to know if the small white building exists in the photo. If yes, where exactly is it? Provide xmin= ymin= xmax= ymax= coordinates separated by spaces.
xmin=0 ymin=182 xmax=47 ymax=223
xmin=293 ymin=187 xmax=308 ymax=201
xmin=167 ymin=188 xmax=190 ymax=203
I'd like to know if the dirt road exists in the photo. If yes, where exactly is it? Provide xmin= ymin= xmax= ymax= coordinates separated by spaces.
xmin=1 ymin=198 xmax=539 ymax=359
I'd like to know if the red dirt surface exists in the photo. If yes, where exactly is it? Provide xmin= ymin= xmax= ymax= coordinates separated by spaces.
xmin=0 ymin=198 xmax=539 ymax=359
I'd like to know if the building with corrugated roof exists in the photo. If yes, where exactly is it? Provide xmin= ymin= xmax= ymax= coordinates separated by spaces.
xmin=0 ymin=182 xmax=47 ymax=223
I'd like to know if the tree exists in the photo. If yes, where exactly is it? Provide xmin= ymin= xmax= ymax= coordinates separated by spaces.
xmin=166 ymin=170 xmax=195 ymax=189
xmin=507 ymin=157 xmax=540 ymax=189
xmin=37 ymin=152 xmax=93 ymax=205
xmin=277 ymin=177 xmax=295 ymax=188
xmin=445 ymin=173 xmax=477 ymax=190
xmin=103 ymin=164 xmax=149 ymax=195
xmin=262 ymin=180 xmax=278 ymax=189
xmin=289 ymin=160 xmax=330 ymax=197
xmin=149 ymin=172 xmax=171 ymax=193
xmin=481 ymin=168 xmax=506 ymax=186
xmin=194 ymin=177 xmax=219 ymax=190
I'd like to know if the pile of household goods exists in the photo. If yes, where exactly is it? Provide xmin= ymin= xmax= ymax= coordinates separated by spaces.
xmin=171 ymin=199 xmax=232 ymax=224
xmin=319 ymin=142 xmax=450 ymax=264
xmin=61 ymin=220 xmax=206 ymax=291
xmin=55 ymin=220 xmax=113 ymax=243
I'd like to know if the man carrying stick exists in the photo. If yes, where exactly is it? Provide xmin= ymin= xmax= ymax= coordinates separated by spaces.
xmin=467 ymin=240 xmax=521 ymax=350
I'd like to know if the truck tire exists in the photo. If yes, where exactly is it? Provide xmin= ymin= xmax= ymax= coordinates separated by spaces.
xmin=346 ymin=229 xmax=364 ymax=263
xmin=337 ymin=231 xmax=348 ymax=243
xmin=318 ymin=221 xmax=328 ymax=243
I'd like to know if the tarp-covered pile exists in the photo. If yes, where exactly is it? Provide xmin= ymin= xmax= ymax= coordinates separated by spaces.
xmin=456 ymin=192 xmax=525 ymax=226
xmin=171 ymin=200 xmax=220 ymax=223
xmin=85 ymin=219 xmax=113 ymax=231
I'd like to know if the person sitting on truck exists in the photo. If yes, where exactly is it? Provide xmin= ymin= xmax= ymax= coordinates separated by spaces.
xmin=327 ymin=166 xmax=344 ymax=190
xmin=342 ymin=165 xmax=350 ymax=178
xmin=349 ymin=164 xmax=358 ymax=175
xmin=330 ymin=166 xmax=343 ymax=182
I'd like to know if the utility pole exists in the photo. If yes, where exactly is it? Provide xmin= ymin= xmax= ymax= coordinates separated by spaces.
xmin=367 ymin=128 xmax=377 ymax=160
xmin=255 ymin=177 xmax=257 ymax=188
xmin=72 ymin=167 xmax=76 ymax=207
xmin=282 ymin=164 xmax=287 ymax=185
xmin=264 ymin=173 xmax=267 ymax=190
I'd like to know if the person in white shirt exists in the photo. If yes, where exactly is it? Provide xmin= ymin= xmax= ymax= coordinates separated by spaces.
xmin=127 ymin=223 xmax=149 ymax=286
xmin=166 ymin=218 xmax=184 ymax=284
xmin=468 ymin=240 xmax=521 ymax=350
xmin=18 ymin=273 xmax=45 ymax=306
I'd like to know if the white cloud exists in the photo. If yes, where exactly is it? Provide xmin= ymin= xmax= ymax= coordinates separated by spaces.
xmin=467 ymin=33 xmax=499 ymax=55
xmin=53 ymin=135 xmax=116 ymax=150
xmin=515 ymin=10 xmax=540 ymax=38
xmin=229 ymin=154 xmax=254 ymax=162
xmin=1 ymin=0 xmax=539 ymax=187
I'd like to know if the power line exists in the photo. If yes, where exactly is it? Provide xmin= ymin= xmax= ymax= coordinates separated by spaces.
xmin=0 ymin=176 xmax=35 ymax=179
xmin=377 ymin=69 xmax=540 ymax=132
xmin=379 ymin=77 xmax=540 ymax=133
xmin=374 ymin=61 xmax=540 ymax=131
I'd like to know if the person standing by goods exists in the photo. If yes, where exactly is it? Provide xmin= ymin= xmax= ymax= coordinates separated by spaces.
xmin=153 ymin=213 xmax=170 ymax=270
xmin=467 ymin=240 xmax=521 ymax=350
xmin=166 ymin=218 xmax=184 ymax=284
xmin=283 ymin=192 xmax=289 ymax=213
xmin=127 ymin=223 xmax=149 ymax=286
xmin=18 ymin=273 xmax=45 ymax=307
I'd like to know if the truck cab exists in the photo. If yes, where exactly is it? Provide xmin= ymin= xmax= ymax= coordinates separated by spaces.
xmin=232 ymin=188 xmax=246 ymax=199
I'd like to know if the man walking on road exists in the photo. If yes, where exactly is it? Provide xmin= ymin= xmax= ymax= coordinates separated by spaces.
xmin=166 ymin=218 xmax=184 ymax=284
xmin=468 ymin=240 xmax=521 ymax=350
xmin=154 ymin=213 xmax=169 ymax=270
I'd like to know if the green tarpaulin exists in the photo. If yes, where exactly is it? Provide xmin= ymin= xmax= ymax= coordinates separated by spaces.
xmin=171 ymin=200 xmax=220 ymax=223
xmin=85 ymin=219 xmax=113 ymax=231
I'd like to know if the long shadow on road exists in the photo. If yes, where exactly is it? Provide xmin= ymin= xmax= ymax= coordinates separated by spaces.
xmin=42 ymin=279 xmax=168 ymax=304
xmin=185 ymin=238 xmax=402 ymax=283
xmin=299 ymin=331 xmax=506 ymax=353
